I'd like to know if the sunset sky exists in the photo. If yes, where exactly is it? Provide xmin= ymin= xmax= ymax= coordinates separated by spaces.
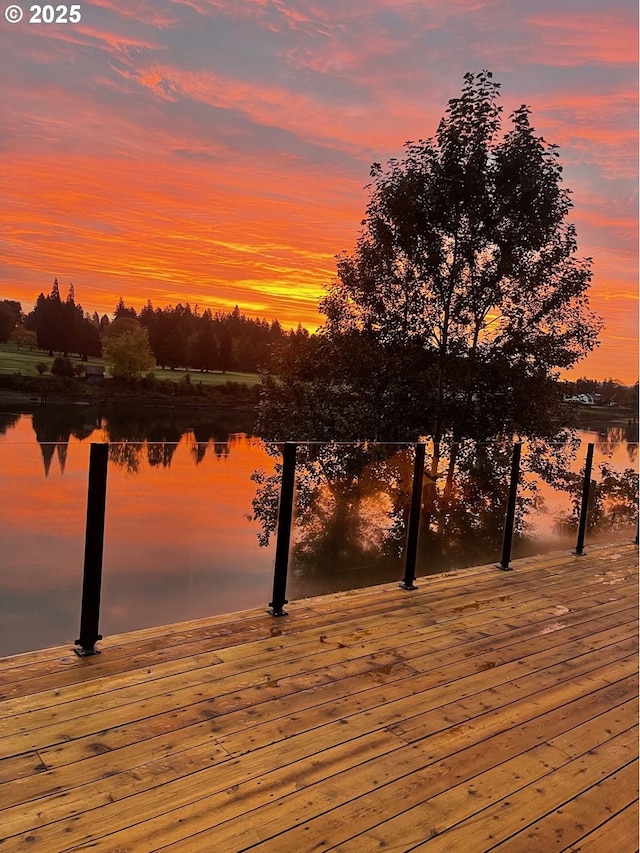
xmin=0 ymin=0 xmax=637 ymax=381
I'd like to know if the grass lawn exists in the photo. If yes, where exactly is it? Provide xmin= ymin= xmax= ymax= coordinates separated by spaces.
xmin=0 ymin=342 xmax=260 ymax=386
xmin=152 ymin=366 xmax=260 ymax=387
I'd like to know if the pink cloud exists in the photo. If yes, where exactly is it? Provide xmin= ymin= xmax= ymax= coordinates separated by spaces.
xmin=89 ymin=0 xmax=179 ymax=28
xmin=7 ymin=20 xmax=165 ymax=56
xmin=525 ymin=13 xmax=638 ymax=66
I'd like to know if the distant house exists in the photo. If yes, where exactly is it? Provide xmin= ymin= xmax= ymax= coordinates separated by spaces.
xmin=563 ymin=393 xmax=595 ymax=406
xmin=85 ymin=365 xmax=105 ymax=384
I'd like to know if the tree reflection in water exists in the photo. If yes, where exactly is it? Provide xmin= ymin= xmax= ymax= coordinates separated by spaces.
xmin=252 ymin=432 xmax=638 ymax=596
xmin=24 ymin=406 xmax=254 ymax=475
xmin=12 ymin=405 xmax=637 ymax=594
xmin=252 ymin=442 xmax=412 ymax=591
xmin=31 ymin=406 xmax=102 ymax=476
xmin=0 ymin=412 xmax=20 ymax=435
xmin=554 ymin=463 xmax=638 ymax=537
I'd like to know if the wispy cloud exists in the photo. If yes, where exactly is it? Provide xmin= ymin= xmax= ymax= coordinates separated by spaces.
xmin=525 ymin=12 xmax=638 ymax=66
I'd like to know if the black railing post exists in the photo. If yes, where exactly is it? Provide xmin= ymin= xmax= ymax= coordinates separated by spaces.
xmin=400 ymin=442 xmax=426 ymax=590
xmin=498 ymin=442 xmax=522 ymax=571
xmin=75 ymin=443 xmax=109 ymax=656
xmin=268 ymin=442 xmax=297 ymax=617
xmin=575 ymin=442 xmax=595 ymax=556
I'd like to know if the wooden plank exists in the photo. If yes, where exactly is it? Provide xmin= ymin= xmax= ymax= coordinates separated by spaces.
xmin=215 ymin=645 xmax=638 ymax=759
xmin=5 ymin=660 xmax=633 ymax=819
xmin=0 ymin=544 xmax=632 ymax=692
xmin=4 ymin=587 xmax=554 ymax=713
xmin=151 ymin=690 xmax=638 ymax=853
xmin=390 ymin=643 xmax=638 ymax=746
xmin=1 ymin=624 xmax=636 ymax=784
xmin=0 ymin=659 xmax=414 ymax=806
xmin=20 ymin=670 xmax=633 ymax=853
xmin=488 ymin=758 xmax=639 ymax=852
xmin=0 ymin=541 xmax=635 ymax=853
xmin=307 ymin=729 xmax=638 ymax=853
xmin=4 ymin=595 xmax=633 ymax=776
xmin=4 ymin=619 xmax=633 ymax=778
xmin=566 ymin=801 xmax=640 ymax=853
xmin=0 ymin=607 xmax=277 ymax=674
xmin=2 ymin=587 xmax=635 ymax=715
xmin=0 ymin=750 xmax=47 ymax=783
xmin=0 ymin=727 xmax=405 ymax=844
xmin=6 ymin=584 xmax=624 ymax=780
xmin=222 ymin=686 xmax=638 ymax=853
xmin=0 ymin=643 xmax=407 ymax=751
xmin=4 ymin=585 xmax=630 ymax=745
xmin=406 ymin=613 xmax=637 ymax=677
xmin=406 ymin=730 xmax=638 ymax=852
xmin=0 ymin=727 xmax=408 ymax=852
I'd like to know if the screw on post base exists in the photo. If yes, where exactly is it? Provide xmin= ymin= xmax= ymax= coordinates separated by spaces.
xmin=497 ymin=563 xmax=514 ymax=572
xmin=267 ymin=602 xmax=288 ymax=617
xmin=74 ymin=646 xmax=102 ymax=657
xmin=399 ymin=581 xmax=418 ymax=590
xmin=73 ymin=634 xmax=103 ymax=657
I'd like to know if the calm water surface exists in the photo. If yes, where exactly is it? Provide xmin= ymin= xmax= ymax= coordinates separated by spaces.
xmin=1 ymin=411 xmax=277 ymax=655
xmin=1 ymin=408 xmax=637 ymax=656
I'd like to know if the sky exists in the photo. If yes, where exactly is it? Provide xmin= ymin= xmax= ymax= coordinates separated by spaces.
xmin=0 ymin=0 xmax=637 ymax=382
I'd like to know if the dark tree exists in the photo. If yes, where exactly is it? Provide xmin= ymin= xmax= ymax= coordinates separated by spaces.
xmin=0 ymin=299 xmax=22 ymax=341
xmin=192 ymin=321 xmax=219 ymax=372
xmin=113 ymin=297 xmax=138 ymax=319
xmin=259 ymin=71 xmax=601 ymax=450
xmin=0 ymin=303 xmax=16 ymax=342
xmin=24 ymin=280 xmax=100 ymax=357
xmin=30 ymin=281 xmax=64 ymax=354
xmin=217 ymin=331 xmax=235 ymax=373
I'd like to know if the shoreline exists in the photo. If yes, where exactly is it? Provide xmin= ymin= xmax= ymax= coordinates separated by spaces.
xmin=0 ymin=390 xmax=257 ymax=412
xmin=0 ymin=373 xmax=259 ymax=413
xmin=1 ymin=388 xmax=635 ymax=438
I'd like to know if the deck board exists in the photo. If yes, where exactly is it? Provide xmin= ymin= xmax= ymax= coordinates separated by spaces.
xmin=0 ymin=541 xmax=637 ymax=852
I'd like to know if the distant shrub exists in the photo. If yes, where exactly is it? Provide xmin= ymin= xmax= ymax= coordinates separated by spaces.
xmin=47 ymin=377 xmax=67 ymax=394
xmin=141 ymin=372 xmax=158 ymax=390
xmin=36 ymin=362 xmax=48 ymax=375
xmin=51 ymin=356 xmax=75 ymax=378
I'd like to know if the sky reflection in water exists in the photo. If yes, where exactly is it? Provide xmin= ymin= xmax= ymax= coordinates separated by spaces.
xmin=0 ymin=412 xmax=637 ymax=656
xmin=0 ymin=415 xmax=276 ymax=656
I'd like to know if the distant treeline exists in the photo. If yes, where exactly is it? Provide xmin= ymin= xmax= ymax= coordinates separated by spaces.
xmin=2 ymin=281 xmax=310 ymax=373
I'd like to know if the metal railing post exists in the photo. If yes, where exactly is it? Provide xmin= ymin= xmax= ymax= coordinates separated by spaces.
xmin=575 ymin=442 xmax=595 ymax=556
xmin=268 ymin=442 xmax=297 ymax=616
xmin=400 ymin=442 xmax=426 ymax=590
xmin=498 ymin=442 xmax=522 ymax=571
xmin=75 ymin=443 xmax=109 ymax=656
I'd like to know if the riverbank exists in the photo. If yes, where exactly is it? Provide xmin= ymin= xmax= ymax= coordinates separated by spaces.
xmin=574 ymin=405 xmax=638 ymax=430
xmin=0 ymin=371 xmax=259 ymax=412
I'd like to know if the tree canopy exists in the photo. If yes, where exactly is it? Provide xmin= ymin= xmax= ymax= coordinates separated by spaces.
xmin=102 ymin=324 xmax=156 ymax=380
xmin=258 ymin=71 xmax=602 ymax=446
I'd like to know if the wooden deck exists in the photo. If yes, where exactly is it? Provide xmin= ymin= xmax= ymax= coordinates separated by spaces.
xmin=1 ymin=542 xmax=638 ymax=852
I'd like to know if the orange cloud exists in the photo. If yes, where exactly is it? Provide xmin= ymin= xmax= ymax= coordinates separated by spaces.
xmin=1 ymin=1 xmax=637 ymax=383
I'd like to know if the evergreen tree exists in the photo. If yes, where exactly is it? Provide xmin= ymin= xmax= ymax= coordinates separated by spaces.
xmin=113 ymin=297 xmax=137 ymax=319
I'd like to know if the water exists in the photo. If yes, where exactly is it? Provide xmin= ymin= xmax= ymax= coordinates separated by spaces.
xmin=0 ymin=407 xmax=637 ymax=656
xmin=0 ymin=410 xmax=277 ymax=656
